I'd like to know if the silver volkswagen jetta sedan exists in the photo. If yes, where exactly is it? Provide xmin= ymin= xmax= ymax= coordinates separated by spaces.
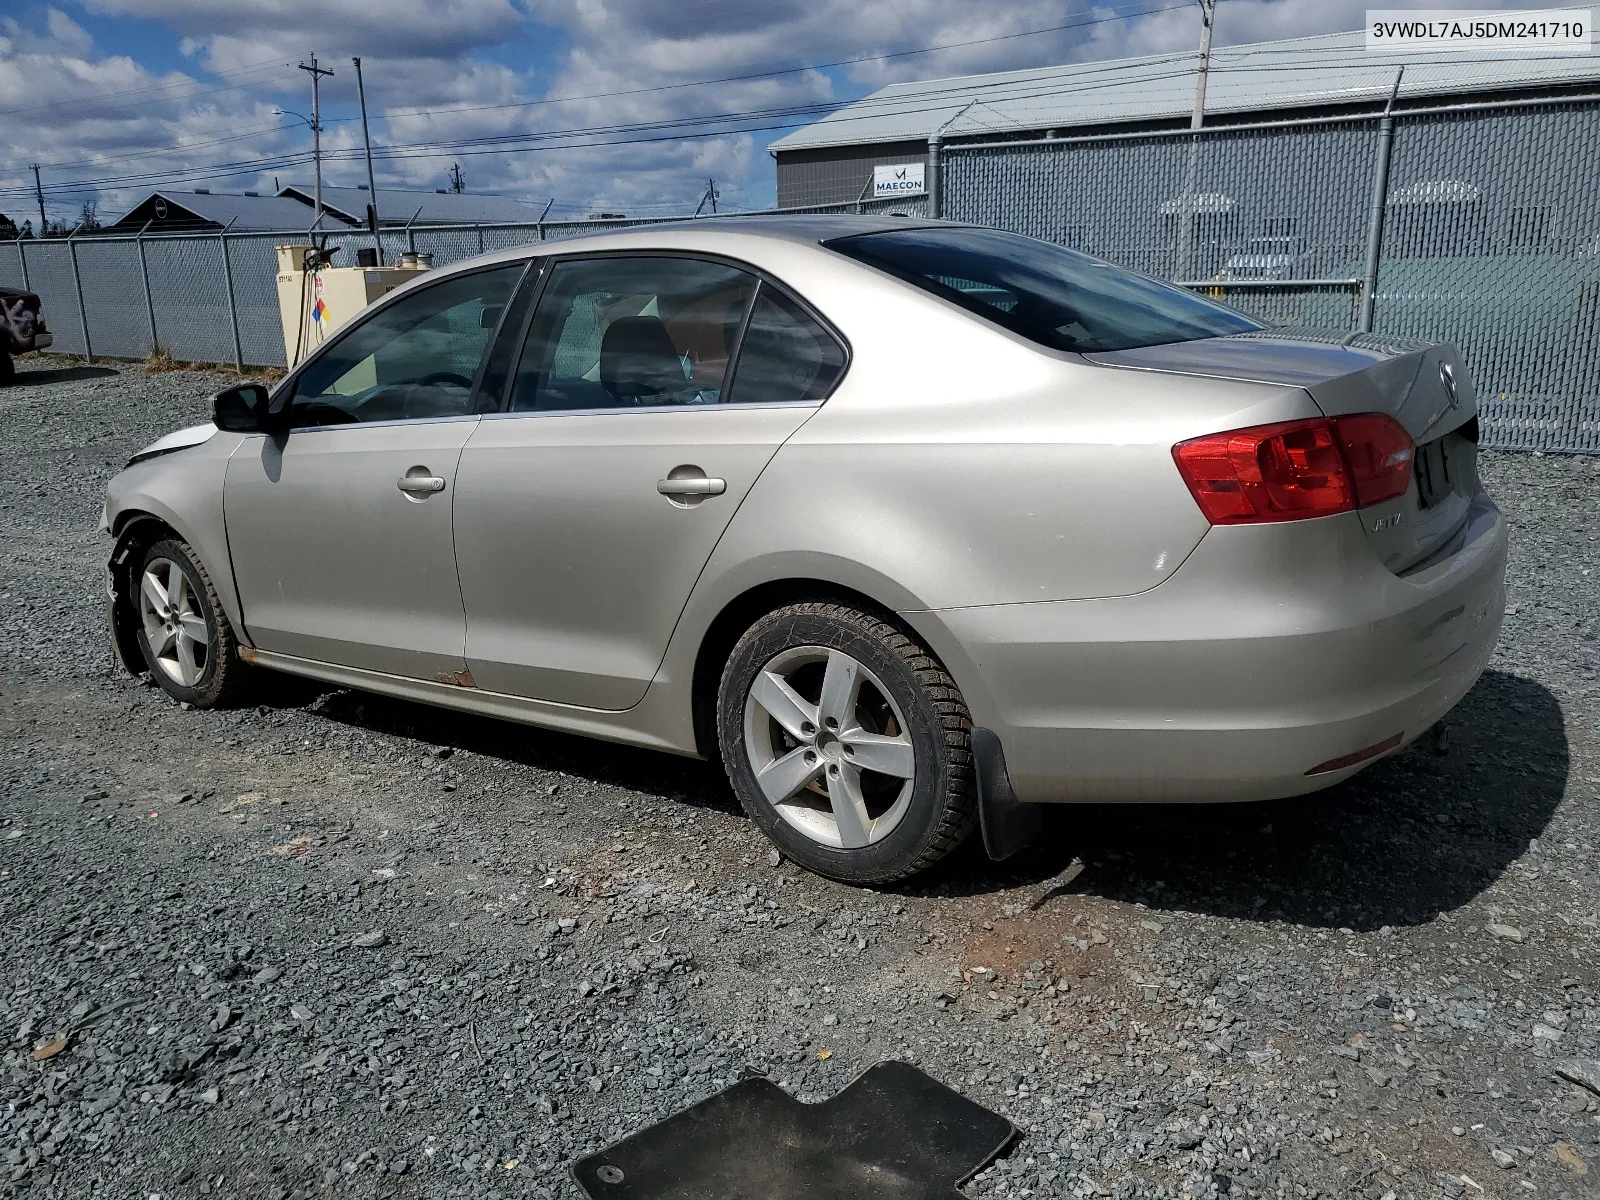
xmin=103 ymin=217 xmax=1506 ymax=883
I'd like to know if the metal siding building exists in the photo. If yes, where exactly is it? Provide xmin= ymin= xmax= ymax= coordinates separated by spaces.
xmin=770 ymin=19 xmax=1600 ymax=207
xmin=766 ymin=16 xmax=1600 ymax=453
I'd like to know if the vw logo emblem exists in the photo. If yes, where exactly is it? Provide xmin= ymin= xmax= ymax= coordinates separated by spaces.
xmin=1439 ymin=361 xmax=1459 ymax=408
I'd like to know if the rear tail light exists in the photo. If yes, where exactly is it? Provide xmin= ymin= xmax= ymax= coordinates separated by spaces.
xmin=1172 ymin=414 xmax=1414 ymax=525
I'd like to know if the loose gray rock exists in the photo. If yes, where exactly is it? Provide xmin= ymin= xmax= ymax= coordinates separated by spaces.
xmin=0 ymin=370 xmax=1593 ymax=1200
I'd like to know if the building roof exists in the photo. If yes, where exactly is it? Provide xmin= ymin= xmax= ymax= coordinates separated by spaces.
xmin=107 ymin=189 xmax=352 ymax=231
xmin=769 ymin=12 xmax=1600 ymax=153
xmin=278 ymin=185 xmax=551 ymax=226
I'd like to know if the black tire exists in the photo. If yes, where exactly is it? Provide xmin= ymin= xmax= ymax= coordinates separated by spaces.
xmin=716 ymin=601 xmax=977 ymax=884
xmin=0 ymin=350 xmax=13 ymax=386
xmin=133 ymin=537 xmax=251 ymax=708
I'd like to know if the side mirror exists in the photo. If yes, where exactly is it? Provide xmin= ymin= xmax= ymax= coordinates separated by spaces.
xmin=212 ymin=382 xmax=272 ymax=433
xmin=479 ymin=305 xmax=504 ymax=330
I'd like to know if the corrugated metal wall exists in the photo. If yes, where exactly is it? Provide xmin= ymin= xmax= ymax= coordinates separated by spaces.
xmin=776 ymin=141 xmax=930 ymax=208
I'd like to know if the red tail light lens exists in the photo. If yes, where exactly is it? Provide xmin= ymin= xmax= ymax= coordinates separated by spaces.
xmin=1173 ymin=414 xmax=1414 ymax=525
xmin=1333 ymin=413 xmax=1415 ymax=507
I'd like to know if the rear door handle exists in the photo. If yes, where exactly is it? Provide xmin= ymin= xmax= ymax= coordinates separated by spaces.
xmin=656 ymin=477 xmax=726 ymax=497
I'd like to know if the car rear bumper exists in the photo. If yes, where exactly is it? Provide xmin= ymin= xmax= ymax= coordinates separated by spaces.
xmin=925 ymin=490 xmax=1506 ymax=804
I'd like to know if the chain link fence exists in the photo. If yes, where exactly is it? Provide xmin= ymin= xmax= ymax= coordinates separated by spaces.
xmin=6 ymin=101 xmax=1597 ymax=453
xmin=942 ymin=95 xmax=1600 ymax=453
xmin=0 ymin=197 xmax=922 ymax=373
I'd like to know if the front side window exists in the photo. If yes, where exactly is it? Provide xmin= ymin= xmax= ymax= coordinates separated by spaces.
xmin=288 ymin=264 xmax=524 ymax=427
xmin=510 ymin=257 xmax=757 ymax=412
xmin=825 ymin=226 xmax=1259 ymax=353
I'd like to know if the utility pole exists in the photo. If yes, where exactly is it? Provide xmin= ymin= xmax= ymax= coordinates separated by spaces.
xmin=449 ymin=162 xmax=465 ymax=193
xmin=694 ymin=177 xmax=719 ymax=217
xmin=1191 ymin=0 xmax=1216 ymax=132
xmin=1175 ymin=0 xmax=1218 ymax=281
xmin=353 ymin=57 xmax=380 ymax=234
xmin=297 ymin=55 xmax=334 ymax=230
xmin=32 ymin=164 xmax=46 ymax=235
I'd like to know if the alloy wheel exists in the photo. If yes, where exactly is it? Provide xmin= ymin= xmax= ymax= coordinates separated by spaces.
xmin=138 ymin=558 xmax=210 ymax=687
xmin=741 ymin=645 xmax=916 ymax=849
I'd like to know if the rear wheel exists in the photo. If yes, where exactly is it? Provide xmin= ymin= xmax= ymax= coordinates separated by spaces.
xmin=716 ymin=601 xmax=977 ymax=884
xmin=134 ymin=538 xmax=251 ymax=708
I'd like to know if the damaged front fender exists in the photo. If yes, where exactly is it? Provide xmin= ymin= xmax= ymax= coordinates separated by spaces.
xmin=106 ymin=518 xmax=162 ymax=676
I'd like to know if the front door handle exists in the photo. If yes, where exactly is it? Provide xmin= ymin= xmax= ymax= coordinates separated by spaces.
xmin=656 ymin=476 xmax=726 ymax=497
xmin=397 ymin=469 xmax=447 ymax=497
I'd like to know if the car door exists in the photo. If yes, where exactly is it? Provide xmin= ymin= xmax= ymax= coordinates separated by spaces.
xmin=453 ymin=255 xmax=848 ymax=710
xmin=224 ymin=261 xmax=526 ymax=680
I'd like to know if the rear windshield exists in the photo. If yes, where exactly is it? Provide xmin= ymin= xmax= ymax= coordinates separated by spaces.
xmin=824 ymin=226 xmax=1260 ymax=353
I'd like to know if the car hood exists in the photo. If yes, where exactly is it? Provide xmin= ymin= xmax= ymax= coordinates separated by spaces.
xmin=127 ymin=422 xmax=217 ymax=467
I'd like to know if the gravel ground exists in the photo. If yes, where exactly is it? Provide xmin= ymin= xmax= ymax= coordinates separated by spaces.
xmin=1 ymin=356 xmax=1598 ymax=1200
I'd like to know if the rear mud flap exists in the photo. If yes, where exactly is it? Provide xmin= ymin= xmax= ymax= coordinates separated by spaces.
xmin=972 ymin=727 xmax=1044 ymax=861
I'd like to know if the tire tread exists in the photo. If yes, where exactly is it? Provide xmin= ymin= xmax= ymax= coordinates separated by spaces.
xmin=718 ymin=599 xmax=977 ymax=883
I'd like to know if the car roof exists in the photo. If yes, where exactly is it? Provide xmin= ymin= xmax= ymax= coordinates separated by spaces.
xmin=427 ymin=213 xmax=949 ymax=278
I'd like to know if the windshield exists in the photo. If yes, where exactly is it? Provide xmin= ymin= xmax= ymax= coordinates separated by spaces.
xmin=824 ymin=226 xmax=1260 ymax=352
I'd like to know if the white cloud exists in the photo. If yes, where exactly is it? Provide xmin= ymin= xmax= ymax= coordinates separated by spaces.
xmin=2 ymin=0 xmax=1448 ymax=226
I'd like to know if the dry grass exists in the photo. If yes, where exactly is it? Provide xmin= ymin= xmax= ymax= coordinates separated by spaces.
xmin=143 ymin=347 xmax=283 ymax=384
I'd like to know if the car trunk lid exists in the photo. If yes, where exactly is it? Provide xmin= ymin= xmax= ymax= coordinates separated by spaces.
xmin=1085 ymin=329 xmax=1480 ymax=574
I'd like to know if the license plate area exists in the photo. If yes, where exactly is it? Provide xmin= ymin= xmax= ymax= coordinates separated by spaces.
xmin=1414 ymin=438 xmax=1453 ymax=510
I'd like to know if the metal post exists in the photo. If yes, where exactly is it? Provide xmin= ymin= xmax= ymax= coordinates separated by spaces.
xmin=1175 ymin=0 xmax=1218 ymax=281
xmin=65 ymin=223 xmax=91 ymax=363
xmin=1191 ymin=0 xmax=1217 ymax=130
xmin=925 ymin=102 xmax=975 ymax=220
xmin=1360 ymin=69 xmax=1406 ymax=334
xmin=405 ymin=206 xmax=422 ymax=254
xmin=135 ymin=220 xmax=158 ymax=356
xmin=13 ymin=233 xmax=29 ymax=292
xmin=854 ymin=178 xmax=872 ymax=215
xmin=537 ymin=198 xmax=553 ymax=242
xmin=219 ymin=219 xmax=244 ymax=371
xmin=353 ymin=56 xmax=381 ymax=255
xmin=477 ymin=222 xmax=485 ymax=254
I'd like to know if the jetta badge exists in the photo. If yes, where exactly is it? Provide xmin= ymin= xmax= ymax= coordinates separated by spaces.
xmin=1439 ymin=361 xmax=1459 ymax=408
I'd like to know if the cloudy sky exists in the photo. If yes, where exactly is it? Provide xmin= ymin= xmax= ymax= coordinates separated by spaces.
xmin=1 ymin=0 xmax=1429 ymax=227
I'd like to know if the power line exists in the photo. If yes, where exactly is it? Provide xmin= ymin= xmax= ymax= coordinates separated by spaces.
xmin=5 ymin=1 xmax=1190 ymax=184
xmin=6 ymin=34 xmax=1593 ymax=203
xmin=368 ymin=2 xmax=1195 ymax=123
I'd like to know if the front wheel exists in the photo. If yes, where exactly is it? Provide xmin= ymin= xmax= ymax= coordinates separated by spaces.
xmin=134 ymin=538 xmax=251 ymax=707
xmin=716 ymin=601 xmax=977 ymax=884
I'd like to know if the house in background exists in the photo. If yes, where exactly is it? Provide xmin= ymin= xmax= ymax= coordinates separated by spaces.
xmin=104 ymin=189 xmax=355 ymax=233
xmin=275 ymin=185 xmax=551 ymax=227
xmin=105 ymin=185 xmax=552 ymax=234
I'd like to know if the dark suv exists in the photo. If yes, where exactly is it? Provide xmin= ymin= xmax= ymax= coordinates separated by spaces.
xmin=1 ymin=287 xmax=52 ymax=384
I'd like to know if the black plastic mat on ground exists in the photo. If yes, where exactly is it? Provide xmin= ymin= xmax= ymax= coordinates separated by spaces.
xmin=571 ymin=1059 xmax=1015 ymax=1199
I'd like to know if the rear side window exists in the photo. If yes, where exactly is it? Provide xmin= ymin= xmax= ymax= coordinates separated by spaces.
xmin=825 ymin=226 xmax=1259 ymax=353
xmin=509 ymin=256 xmax=757 ymax=412
xmin=727 ymin=285 xmax=846 ymax=406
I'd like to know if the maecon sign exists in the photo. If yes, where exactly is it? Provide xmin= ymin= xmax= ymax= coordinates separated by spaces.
xmin=873 ymin=162 xmax=926 ymax=198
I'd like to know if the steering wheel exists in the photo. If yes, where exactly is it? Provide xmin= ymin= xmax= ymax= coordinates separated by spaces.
xmin=414 ymin=371 xmax=474 ymax=390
